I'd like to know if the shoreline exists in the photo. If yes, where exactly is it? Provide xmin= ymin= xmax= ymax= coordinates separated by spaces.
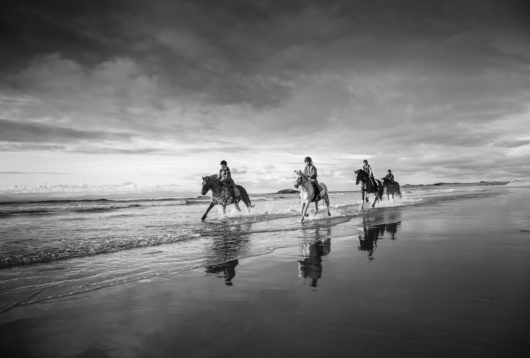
xmin=1 ymin=189 xmax=529 ymax=357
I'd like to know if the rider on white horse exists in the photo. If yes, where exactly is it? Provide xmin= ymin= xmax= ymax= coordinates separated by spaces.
xmin=304 ymin=156 xmax=320 ymax=200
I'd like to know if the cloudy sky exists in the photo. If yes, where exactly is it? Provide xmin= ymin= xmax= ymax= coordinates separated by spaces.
xmin=1 ymin=0 xmax=529 ymax=194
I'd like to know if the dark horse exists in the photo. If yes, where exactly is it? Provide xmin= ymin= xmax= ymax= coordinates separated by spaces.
xmin=382 ymin=178 xmax=402 ymax=200
xmin=200 ymin=175 xmax=254 ymax=221
xmin=354 ymin=169 xmax=384 ymax=208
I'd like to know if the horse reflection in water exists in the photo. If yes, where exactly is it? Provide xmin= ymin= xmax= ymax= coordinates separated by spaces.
xmin=204 ymin=221 xmax=252 ymax=286
xmin=298 ymin=227 xmax=332 ymax=287
xmin=205 ymin=259 xmax=239 ymax=286
xmin=358 ymin=214 xmax=401 ymax=260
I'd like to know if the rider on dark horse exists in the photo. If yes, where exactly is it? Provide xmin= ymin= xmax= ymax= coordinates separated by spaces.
xmin=219 ymin=160 xmax=236 ymax=199
xmin=384 ymin=169 xmax=394 ymax=183
xmin=363 ymin=159 xmax=377 ymax=190
xmin=304 ymin=156 xmax=320 ymax=201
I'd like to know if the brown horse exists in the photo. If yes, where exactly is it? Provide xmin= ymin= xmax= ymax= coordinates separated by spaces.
xmin=354 ymin=169 xmax=384 ymax=208
xmin=200 ymin=175 xmax=254 ymax=221
xmin=382 ymin=178 xmax=402 ymax=200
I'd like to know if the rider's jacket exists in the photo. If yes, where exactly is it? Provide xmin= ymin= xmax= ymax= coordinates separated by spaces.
xmin=304 ymin=163 xmax=318 ymax=182
xmin=363 ymin=163 xmax=373 ymax=177
xmin=219 ymin=167 xmax=235 ymax=186
xmin=385 ymin=173 xmax=394 ymax=182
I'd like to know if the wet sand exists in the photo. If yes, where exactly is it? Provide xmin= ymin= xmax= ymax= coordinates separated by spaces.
xmin=1 ymin=188 xmax=529 ymax=357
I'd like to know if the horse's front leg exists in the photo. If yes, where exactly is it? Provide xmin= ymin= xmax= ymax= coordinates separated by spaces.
xmin=222 ymin=205 xmax=227 ymax=217
xmin=301 ymin=201 xmax=311 ymax=222
xmin=201 ymin=202 xmax=215 ymax=221
xmin=234 ymin=201 xmax=241 ymax=212
xmin=314 ymin=201 xmax=319 ymax=217
xmin=361 ymin=191 xmax=365 ymax=208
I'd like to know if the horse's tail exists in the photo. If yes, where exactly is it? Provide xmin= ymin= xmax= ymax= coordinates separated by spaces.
xmin=237 ymin=185 xmax=254 ymax=208
xmin=395 ymin=182 xmax=402 ymax=199
xmin=320 ymin=182 xmax=327 ymax=197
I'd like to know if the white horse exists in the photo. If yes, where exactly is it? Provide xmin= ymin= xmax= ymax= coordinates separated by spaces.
xmin=294 ymin=170 xmax=331 ymax=222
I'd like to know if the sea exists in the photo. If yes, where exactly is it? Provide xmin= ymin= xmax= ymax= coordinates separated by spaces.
xmin=0 ymin=184 xmax=525 ymax=313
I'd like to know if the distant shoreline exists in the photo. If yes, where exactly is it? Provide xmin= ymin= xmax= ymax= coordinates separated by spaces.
xmin=0 ymin=181 xmax=515 ymax=203
xmin=402 ymin=180 xmax=509 ymax=188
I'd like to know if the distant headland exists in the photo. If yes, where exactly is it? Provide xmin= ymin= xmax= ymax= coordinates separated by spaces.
xmin=276 ymin=189 xmax=299 ymax=194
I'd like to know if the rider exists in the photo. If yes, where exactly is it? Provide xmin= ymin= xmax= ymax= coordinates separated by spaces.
xmin=304 ymin=156 xmax=320 ymax=200
xmin=363 ymin=159 xmax=377 ymax=189
xmin=362 ymin=159 xmax=376 ymax=189
xmin=219 ymin=160 xmax=236 ymax=199
xmin=384 ymin=169 xmax=394 ymax=183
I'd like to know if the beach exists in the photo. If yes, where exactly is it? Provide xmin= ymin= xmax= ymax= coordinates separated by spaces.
xmin=0 ymin=186 xmax=529 ymax=357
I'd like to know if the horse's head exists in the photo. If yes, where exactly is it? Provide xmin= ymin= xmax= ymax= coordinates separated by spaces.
xmin=354 ymin=169 xmax=366 ymax=185
xmin=201 ymin=175 xmax=217 ymax=195
xmin=293 ymin=170 xmax=304 ymax=189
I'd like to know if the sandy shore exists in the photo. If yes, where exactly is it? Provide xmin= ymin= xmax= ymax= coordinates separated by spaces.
xmin=1 ymin=188 xmax=529 ymax=358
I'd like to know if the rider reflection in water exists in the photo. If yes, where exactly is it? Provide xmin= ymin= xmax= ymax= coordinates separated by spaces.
xmin=298 ymin=227 xmax=331 ymax=287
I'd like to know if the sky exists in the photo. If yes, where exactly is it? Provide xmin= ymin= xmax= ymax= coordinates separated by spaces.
xmin=1 ymin=0 xmax=529 ymax=194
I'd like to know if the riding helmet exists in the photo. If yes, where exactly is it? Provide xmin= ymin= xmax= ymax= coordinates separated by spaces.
xmin=220 ymin=160 xmax=227 ymax=165
xmin=363 ymin=159 xmax=368 ymax=163
xmin=304 ymin=156 xmax=312 ymax=163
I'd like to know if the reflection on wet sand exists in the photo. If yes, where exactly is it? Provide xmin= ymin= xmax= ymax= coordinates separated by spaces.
xmin=205 ymin=259 xmax=239 ymax=286
xmin=204 ymin=221 xmax=252 ymax=286
xmin=298 ymin=227 xmax=332 ymax=287
xmin=358 ymin=213 xmax=401 ymax=260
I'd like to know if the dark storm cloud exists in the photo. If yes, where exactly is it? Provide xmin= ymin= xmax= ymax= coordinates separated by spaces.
xmin=495 ymin=139 xmax=530 ymax=148
xmin=0 ymin=118 xmax=131 ymax=143
xmin=3 ymin=0 xmax=529 ymax=107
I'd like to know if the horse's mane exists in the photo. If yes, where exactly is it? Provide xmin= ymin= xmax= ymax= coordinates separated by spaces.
xmin=356 ymin=169 xmax=368 ymax=177
xmin=204 ymin=174 xmax=219 ymax=181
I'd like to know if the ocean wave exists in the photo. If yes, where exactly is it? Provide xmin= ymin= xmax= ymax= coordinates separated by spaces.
xmin=0 ymin=208 xmax=54 ymax=217
xmin=0 ymin=196 xmax=207 ymax=206
xmin=0 ymin=232 xmax=197 ymax=269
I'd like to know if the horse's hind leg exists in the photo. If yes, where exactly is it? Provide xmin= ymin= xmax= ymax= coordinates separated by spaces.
xmin=234 ymin=201 xmax=241 ymax=212
xmin=325 ymin=195 xmax=331 ymax=216
xmin=314 ymin=201 xmax=319 ymax=216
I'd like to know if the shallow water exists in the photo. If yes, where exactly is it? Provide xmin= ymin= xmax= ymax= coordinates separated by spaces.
xmin=0 ymin=185 xmax=522 ymax=313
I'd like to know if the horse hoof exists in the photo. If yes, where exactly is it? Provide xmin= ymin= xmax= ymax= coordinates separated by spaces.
xmin=305 ymin=213 xmax=309 ymax=217
xmin=328 ymin=213 xmax=331 ymax=216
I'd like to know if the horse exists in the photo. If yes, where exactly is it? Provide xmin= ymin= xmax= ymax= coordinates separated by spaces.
xmin=354 ymin=169 xmax=384 ymax=208
xmin=200 ymin=175 xmax=254 ymax=221
xmin=382 ymin=178 xmax=402 ymax=200
xmin=294 ymin=170 xmax=331 ymax=222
